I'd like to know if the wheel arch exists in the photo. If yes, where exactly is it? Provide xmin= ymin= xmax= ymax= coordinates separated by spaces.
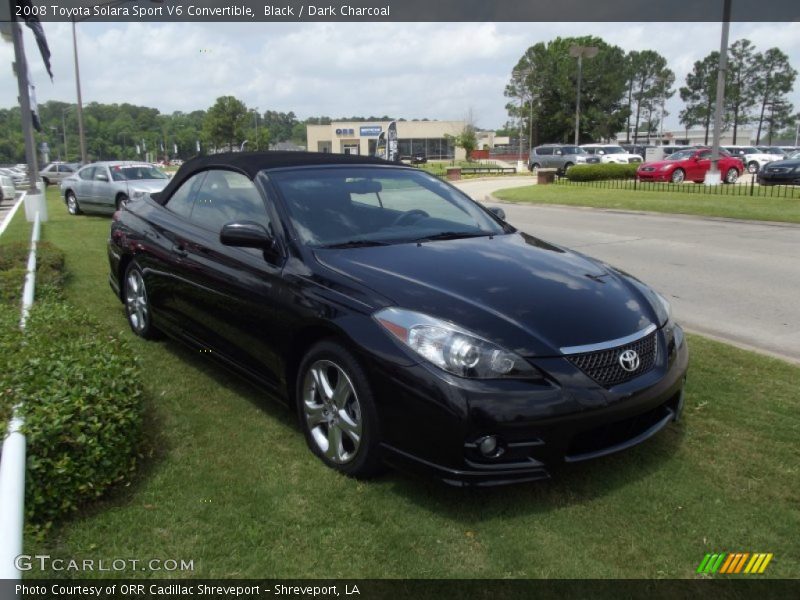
xmin=283 ymin=323 xmax=355 ymax=411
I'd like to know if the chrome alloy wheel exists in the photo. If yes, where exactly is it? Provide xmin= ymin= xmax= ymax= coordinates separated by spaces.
xmin=302 ymin=360 xmax=363 ymax=464
xmin=125 ymin=268 xmax=149 ymax=334
xmin=67 ymin=192 xmax=79 ymax=215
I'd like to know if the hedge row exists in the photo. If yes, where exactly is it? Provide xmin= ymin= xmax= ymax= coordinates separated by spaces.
xmin=0 ymin=241 xmax=66 ymax=305
xmin=565 ymin=163 xmax=639 ymax=181
xmin=0 ymin=240 xmax=144 ymax=533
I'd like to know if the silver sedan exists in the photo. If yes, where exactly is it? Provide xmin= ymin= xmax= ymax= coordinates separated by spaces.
xmin=60 ymin=161 xmax=170 ymax=216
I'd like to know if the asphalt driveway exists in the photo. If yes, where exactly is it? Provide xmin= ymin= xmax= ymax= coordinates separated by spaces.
xmin=451 ymin=178 xmax=800 ymax=363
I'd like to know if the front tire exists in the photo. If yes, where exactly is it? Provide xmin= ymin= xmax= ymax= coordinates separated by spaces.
xmin=123 ymin=261 xmax=157 ymax=339
xmin=748 ymin=161 xmax=759 ymax=174
xmin=671 ymin=168 xmax=685 ymax=184
xmin=116 ymin=193 xmax=129 ymax=211
xmin=65 ymin=191 xmax=82 ymax=215
xmin=297 ymin=340 xmax=382 ymax=478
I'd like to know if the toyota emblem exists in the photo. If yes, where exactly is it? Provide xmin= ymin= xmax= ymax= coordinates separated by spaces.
xmin=619 ymin=349 xmax=640 ymax=372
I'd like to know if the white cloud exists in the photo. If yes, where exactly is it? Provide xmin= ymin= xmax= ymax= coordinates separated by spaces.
xmin=2 ymin=21 xmax=798 ymax=130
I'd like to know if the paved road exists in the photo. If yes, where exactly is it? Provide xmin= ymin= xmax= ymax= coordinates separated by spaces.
xmin=452 ymin=178 xmax=800 ymax=364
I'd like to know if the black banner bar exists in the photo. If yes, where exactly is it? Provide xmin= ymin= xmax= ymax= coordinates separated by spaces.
xmin=3 ymin=579 xmax=800 ymax=600
xmin=4 ymin=0 xmax=800 ymax=23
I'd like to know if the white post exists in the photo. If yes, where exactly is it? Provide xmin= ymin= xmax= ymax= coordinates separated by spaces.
xmin=0 ymin=413 xmax=26 ymax=579
xmin=0 ymin=210 xmax=39 ymax=579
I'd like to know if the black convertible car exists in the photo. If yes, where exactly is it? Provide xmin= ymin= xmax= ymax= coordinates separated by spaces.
xmin=108 ymin=152 xmax=688 ymax=485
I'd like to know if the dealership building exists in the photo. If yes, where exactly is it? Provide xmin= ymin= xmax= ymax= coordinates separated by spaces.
xmin=307 ymin=120 xmax=482 ymax=160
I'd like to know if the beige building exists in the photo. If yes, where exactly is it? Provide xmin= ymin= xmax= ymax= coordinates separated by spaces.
xmin=307 ymin=120 xmax=470 ymax=160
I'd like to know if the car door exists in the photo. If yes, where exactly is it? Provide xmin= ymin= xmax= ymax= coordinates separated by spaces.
xmin=74 ymin=166 xmax=95 ymax=203
xmin=92 ymin=166 xmax=116 ymax=212
xmin=691 ymin=150 xmax=712 ymax=180
xmin=171 ymin=168 xmax=284 ymax=387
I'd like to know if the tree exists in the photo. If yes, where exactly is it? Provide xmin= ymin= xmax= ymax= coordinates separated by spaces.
xmin=679 ymin=52 xmax=720 ymax=145
xmin=752 ymin=48 xmax=797 ymax=144
xmin=450 ymin=109 xmax=479 ymax=160
xmin=504 ymin=36 xmax=628 ymax=145
xmin=203 ymin=96 xmax=248 ymax=151
xmin=627 ymin=50 xmax=674 ymax=143
xmin=726 ymin=39 xmax=759 ymax=144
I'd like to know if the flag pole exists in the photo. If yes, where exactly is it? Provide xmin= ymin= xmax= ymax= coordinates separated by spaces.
xmin=10 ymin=18 xmax=40 ymax=194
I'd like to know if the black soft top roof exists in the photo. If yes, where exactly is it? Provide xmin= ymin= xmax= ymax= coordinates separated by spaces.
xmin=154 ymin=151 xmax=399 ymax=204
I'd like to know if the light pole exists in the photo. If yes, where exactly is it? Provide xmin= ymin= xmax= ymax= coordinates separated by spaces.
xmin=569 ymin=45 xmax=598 ymax=146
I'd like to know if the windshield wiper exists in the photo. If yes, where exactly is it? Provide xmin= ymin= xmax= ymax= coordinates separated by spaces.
xmin=322 ymin=239 xmax=392 ymax=249
xmin=412 ymin=231 xmax=492 ymax=243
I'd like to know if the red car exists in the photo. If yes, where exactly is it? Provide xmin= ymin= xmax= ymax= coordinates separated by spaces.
xmin=637 ymin=148 xmax=743 ymax=184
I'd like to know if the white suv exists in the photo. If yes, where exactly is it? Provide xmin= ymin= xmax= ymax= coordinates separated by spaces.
xmin=581 ymin=144 xmax=643 ymax=164
xmin=722 ymin=146 xmax=783 ymax=174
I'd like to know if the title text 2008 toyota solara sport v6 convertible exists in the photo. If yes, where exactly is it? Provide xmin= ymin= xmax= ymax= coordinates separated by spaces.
xmin=108 ymin=152 xmax=688 ymax=485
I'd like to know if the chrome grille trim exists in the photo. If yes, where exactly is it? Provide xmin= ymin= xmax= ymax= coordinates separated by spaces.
xmin=560 ymin=324 xmax=657 ymax=355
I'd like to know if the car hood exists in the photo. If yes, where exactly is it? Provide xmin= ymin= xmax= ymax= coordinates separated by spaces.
xmin=314 ymin=233 xmax=658 ymax=357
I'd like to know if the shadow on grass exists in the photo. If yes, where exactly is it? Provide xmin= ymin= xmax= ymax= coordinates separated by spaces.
xmin=376 ymin=423 xmax=685 ymax=523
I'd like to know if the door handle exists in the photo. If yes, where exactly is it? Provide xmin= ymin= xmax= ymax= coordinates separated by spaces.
xmin=172 ymin=244 xmax=188 ymax=257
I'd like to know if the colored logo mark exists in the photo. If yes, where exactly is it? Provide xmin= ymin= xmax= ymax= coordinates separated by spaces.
xmin=697 ymin=552 xmax=773 ymax=574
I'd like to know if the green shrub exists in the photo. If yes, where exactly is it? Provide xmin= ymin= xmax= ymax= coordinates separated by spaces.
xmin=0 ymin=301 xmax=144 ymax=531
xmin=0 ymin=241 xmax=66 ymax=305
xmin=565 ymin=163 xmax=639 ymax=181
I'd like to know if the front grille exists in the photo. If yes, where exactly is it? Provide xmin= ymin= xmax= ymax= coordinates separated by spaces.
xmin=567 ymin=331 xmax=657 ymax=387
xmin=768 ymin=167 xmax=790 ymax=173
xmin=640 ymin=166 xmax=655 ymax=172
xmin=628 ymin=157 xmax=642 ymax=163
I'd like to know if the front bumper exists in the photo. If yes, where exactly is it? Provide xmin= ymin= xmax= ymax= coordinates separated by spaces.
xmin=637 ymin=171 xmax=670 ymax=182
xmin=373 ymin=325 xmax=688 ymax=486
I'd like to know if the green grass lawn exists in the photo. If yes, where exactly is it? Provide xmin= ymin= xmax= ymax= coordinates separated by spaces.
xmin=5 ymin=189 xmax=799 ymax=579
xmin=494 ymin=184 xmax=800 ymax=224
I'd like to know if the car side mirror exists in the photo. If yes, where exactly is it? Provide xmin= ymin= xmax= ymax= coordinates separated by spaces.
xmin=96 ymin=173 xmax=109 ymax=182
xmin=488 ymin=206 xmax=506 ymax=221
xmin=220 ymin=221 xmax=275 ymax=251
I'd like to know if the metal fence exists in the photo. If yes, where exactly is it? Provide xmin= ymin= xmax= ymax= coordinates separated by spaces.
xmin=554 ymin=177 xmax=800 ymax=199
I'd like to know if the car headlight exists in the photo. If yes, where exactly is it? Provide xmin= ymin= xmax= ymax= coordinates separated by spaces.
xmin=129 ymin=189 xmax=150 ymax=201
xmin=374 ymin=307 xmax=541 ymax=379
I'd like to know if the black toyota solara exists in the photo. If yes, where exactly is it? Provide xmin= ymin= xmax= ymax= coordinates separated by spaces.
xmin=108 ymin=151 xmax=688 ymax=486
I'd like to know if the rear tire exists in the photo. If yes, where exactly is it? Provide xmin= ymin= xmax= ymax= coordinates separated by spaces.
xmin=724 ymin=168 xmax=739 ymax=184
xmin=296 ymin=340 xmax=383 ymax=479
xmin=123 ymin=261 xmax=158 ymax=340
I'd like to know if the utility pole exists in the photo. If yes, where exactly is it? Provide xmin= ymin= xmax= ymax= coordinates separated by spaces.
xmin=570 ymin=45 xmax=599 ymax=146
xmin=706 ymin=0 xmax=731 ymax=185
xmin=72 ymin=19 xmax=88 ymax=164
xmin=11 ymin=19 xmax=40 ymax=194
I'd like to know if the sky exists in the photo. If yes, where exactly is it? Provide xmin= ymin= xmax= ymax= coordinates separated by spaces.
xmin=2 ymin=21 xmax=800 ymax=133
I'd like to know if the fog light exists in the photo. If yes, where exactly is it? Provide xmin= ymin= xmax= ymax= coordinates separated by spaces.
xmin=478 ymin=436 xmax=498 ymax=457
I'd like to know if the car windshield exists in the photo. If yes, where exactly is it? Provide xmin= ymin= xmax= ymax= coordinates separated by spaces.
xmin=110 ymin=164 xmax=168 ymax=181
xmin=268 ymin=167 xmax=507 ymax=248
xmin=602 ymin=146 xmax=626 ymax=154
